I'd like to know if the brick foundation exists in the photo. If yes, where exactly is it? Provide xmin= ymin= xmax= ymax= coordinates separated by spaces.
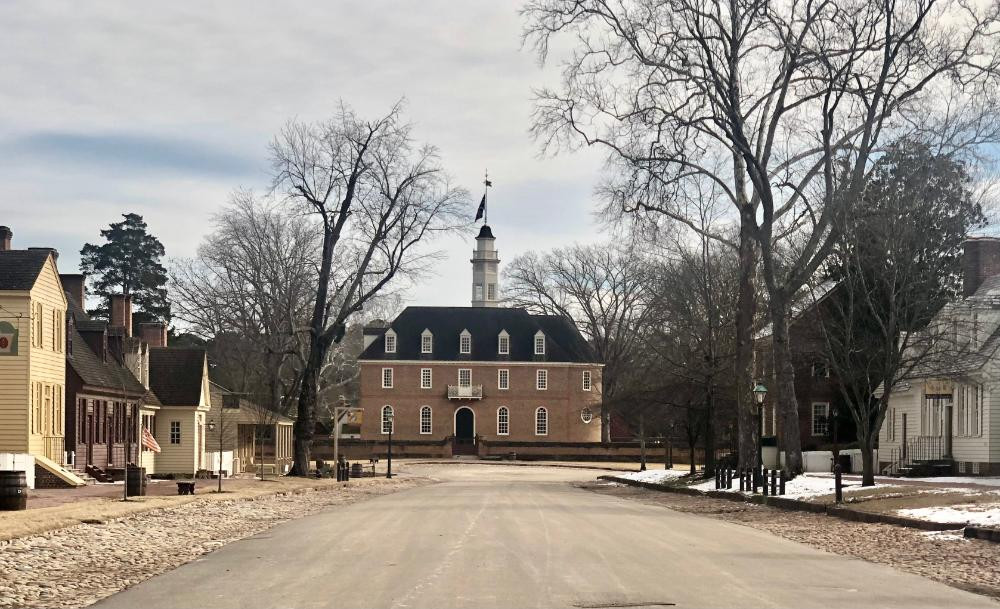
xmin=34 ymin=464 xmax=78 ymax=489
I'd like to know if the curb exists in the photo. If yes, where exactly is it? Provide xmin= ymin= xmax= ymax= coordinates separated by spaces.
xmin=413 ymin=459 xmax=655 ymax=473
xmin=598 ymin=475 xmax=975 ymax=534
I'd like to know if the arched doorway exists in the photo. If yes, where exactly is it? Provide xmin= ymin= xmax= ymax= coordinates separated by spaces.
xmin=453 ymin=407 xmax=476 ymax=455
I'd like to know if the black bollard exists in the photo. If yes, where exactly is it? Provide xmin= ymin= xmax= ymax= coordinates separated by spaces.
xmin=779 ymin=470 xmax=786 ymax=495
xmin=725 ymin=468 xmax=732 ymax=489
xmin=715 ymin=468 xmax=720 ymax=489
xmin=762 ymin=468 xmax=769 ymax=496
xmin=834 ymin=463 xmax=843 ymax=504
xmin=770 ymin=469 xmax=777 ymax=496
xmin=753 ymin=467 xmax=760 ymax=494
xmin=739 ymin=469 xmax=745 ymax=492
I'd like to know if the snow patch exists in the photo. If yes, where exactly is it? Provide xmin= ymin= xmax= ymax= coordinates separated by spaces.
xmin=691 ymin=473 xmax=898 ymax=499
xmin=616 ymin=469 xmax=689 ymax=484
xmin=918 ymin=530 xmax=968 ymax=542
xmin=898 ymin=503 xmax=1000 ymax=527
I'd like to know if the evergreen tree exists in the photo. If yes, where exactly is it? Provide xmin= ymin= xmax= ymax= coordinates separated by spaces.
xmin=80 ymin=213 xmax=171 ymax=323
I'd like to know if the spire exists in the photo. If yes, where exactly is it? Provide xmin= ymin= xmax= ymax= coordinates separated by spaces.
xmin=471 ymin=173 xmax=499 ymax=307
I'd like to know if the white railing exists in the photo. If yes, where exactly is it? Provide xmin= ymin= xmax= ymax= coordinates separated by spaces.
xmin=447 ymin=385 xmax=483 ymax=400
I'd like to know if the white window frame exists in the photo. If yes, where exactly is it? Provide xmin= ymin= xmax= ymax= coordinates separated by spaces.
xmin=169 ymin=420 xmax=181 ymax=445
xmin=535 ymin=407 xmax=548 ymax=436
xmin=384 ymin=330 xmax=396 ymax=354
xmin=421 ymin=330 xmax=433 ymax=354
xmin=811 ymin=361 xmax=830 ymax=379
xmin=458 ymin=368 xmax=472 ymax=388
xmin=487 ymin=283 xmax=497 ymax=301
xmin=811 ymin=402 xmax=830 ymax=436
xmin=382 ymin=367 xmax=393 ymax=389
xmin=534 ymin=331 xmax=545 ymax=355
xmin=498 ymin=369 xmax=509 ymax=390
xmin=381 ymin=405 xmax=394 ymax=434
xmin=536 ymin=369 xmax=548 ymax=390
xmin=497 ymin=406 xmax=509 ymax=436
xmin=582 ymin=370 xmax=592 ymax=391
xmin=419 ymin=405 xmax=432 ymax=435
xmin=420 ymin=368 xmax=432 ymax=389
xmin=498 ymin=330 xmax=510 ymax=355
xmin=460 ymin=330 xmax=472 ymax=354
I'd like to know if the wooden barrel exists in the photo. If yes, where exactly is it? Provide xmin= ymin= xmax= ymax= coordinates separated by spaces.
xmin=126 ymin=467 xmax=146 ymax=497
xmin=350 ymin=463 xmax=363 ymax=478
xmin=0 ymin=470 xmax=27 ymax=510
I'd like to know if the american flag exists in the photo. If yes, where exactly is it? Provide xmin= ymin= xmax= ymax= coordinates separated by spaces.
xmin=142 ymin=426 xmax=161 ymax=453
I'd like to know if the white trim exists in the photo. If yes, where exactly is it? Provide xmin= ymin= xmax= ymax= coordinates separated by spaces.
xmin=498 ymin=330 xmax=510 ymax=355
xmin=811 ymin=402 xmax=830 ymax=436
xmin=498 ymin=368 xmax=509 ymax=390
xmin=419 ymin=405 xmax=432 ymax=434
xmin=421 ymin=329 xmax=433 ymax=354
xmin=458 ymin=368 xmax=472 ymax=387
xmin=384 ymin=330 xmax=397 ymax=354
xmin=420 ymin=368 xmax=432 ymax=389
xmin=359 ymin=359 xmax=602 ymax=367
xmin=536 ymin=369 xmax=548 ymax=390
xmin=582 ymin=370 xmax=592 ymax=391
xmin=535 ymin=406 xmax=548 ymax=436
xmin=497 ymin=406 xmax=509 ymax=436
xmin=381 ymin=367 xmax=393 ymax=389
xmin=534 ymin=330 xmax=546 ymax=355
xmin=453 ymin=406 xmax=476 ymax=437
xmin=459 ymin=329 xmax=472 ymax=354
xmin=381 ymin=405 xmax=394 ymax=435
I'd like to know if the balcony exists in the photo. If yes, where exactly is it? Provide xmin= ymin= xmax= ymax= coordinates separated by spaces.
xmin=447 ymin=385 xmax=483 ymax=400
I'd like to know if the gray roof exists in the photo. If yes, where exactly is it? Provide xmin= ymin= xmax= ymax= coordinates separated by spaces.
xmin=149 ymin=347 xmax=207 ymax=406
xmin=0 ymin=250 xmax=50 ymax=291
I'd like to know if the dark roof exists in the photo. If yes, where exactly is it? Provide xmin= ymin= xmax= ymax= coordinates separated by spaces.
xmin=359 ymin=306 xmax=597 ymax=363
xmin=477 ymin=225 xmax=495 ymax=239
xmin=149 ymin=347 xmax=207 ymax=406
xmin=208 ymin=382 xmax=293 ymax=424
xmin=0 ymin=250 xmax=50 ymax=291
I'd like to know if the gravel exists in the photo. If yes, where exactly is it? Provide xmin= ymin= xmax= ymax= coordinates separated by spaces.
xmin=583 ymin=482 xmax=1000 ymax=599
xmin=0 ymin=477 xmax=427 ymax=609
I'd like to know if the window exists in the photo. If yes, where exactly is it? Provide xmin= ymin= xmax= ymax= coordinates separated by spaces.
xmin=487 ymin=283 xmax=496 ymax=301
xmin=51 ymin=309 xmax=57 ymax=351
xmin=498 ymin=331 xmax=509 ymax=355
xmin=498 ymin=369 xmax=509 ymax=390
xmin=34 ymin=302 xmax=43 ymax=348
xmin=922 ymin=394 xmax=951 ymax=436
xmin=420 ymin=406 xmax=432 ymax=434
xmin=382 ymin=368 xmax=394 ymax=389
xmin=887 ymin=408 xmax=896 ymax=441
xmin=534 ymin=331 xmax=545 ymax=355
xmin=170 ymin=421 xmax=181 ymax=444
xmin=497 ymin=406 xmax=509 ymax=435
xmin=458 ymin=368 xmax=472 ymax=387
xmin=812 ymin=361 xmax=830 ymax=379
xmin=474 ymin=284 xmax=484 ymax=301
xmin=535 ymin=407 xmax=548 ymax=436
xmin=811 ymin=403 xmax=830 ymax=436
xmin=381 ymin=405 xmax=394 ymax=434
xmin=460 ymin=330 xmax=472 ymax=354
xmin=536 ymin=369 xmax=548 ymax=390
xmin=421 ymin=330 xmax=433 ymax=354
xmin=384 ymin=331 xmax=396 ymax=353
xmin=957 ymin=384 xmax=982 ymax=437
xmin=421 ymin=368 xmax=432 ymax=389
xmin=582 ymin=370 xmax=592 ymax=391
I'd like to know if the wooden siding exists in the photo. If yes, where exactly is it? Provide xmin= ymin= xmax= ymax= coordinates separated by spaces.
xmin=0 ymin=293 xmax=30 ymax=452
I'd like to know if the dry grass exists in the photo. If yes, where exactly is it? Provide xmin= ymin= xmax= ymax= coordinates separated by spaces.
xmin=1 ymin=477 xmax=371 ymax=542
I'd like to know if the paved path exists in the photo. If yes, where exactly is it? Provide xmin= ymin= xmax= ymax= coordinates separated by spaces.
xmin=96 ymin=464 xmax=995 ymax=609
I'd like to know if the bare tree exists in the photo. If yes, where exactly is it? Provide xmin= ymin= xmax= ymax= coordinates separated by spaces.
xmin=270 ymin=101 xmax=467 ymax=475
xmin=523 ymin=0 xmax=1000 ymax=473
xmin=504 ymin=242 xmax=651 ymax=441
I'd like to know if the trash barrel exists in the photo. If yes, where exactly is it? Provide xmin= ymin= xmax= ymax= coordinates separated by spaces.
xmin=126 ymin=467 xmax=146 ymax=497
xmin=834 ymin=454 xmax=852 ymax=474
xmin=0 ymin=470 xmax=27 ymax=510
xmin=351 ymin=463 xmax=363 ymax=478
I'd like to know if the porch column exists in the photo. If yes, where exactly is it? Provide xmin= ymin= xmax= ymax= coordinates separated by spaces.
xmin=944 ymin=404 xmax=953 ymax=459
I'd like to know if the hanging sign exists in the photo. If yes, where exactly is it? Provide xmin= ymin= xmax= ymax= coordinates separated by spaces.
xmin=0 ymin=321 xmax=18 ymax=356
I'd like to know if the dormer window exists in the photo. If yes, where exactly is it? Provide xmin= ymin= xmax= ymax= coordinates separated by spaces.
xmin=421 ymin=329 xmax=433 ymax=354
xmin=498 ymin=330 xmax=510 ymax=355
xmin=534 ymin=331 xmax=546 ymax=355
xmin=460 ymin=329 xmax=472 ymax=354
xmin=384 ymin=330 xmax=397 ymax=353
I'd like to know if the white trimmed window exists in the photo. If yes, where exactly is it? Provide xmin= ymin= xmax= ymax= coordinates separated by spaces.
xmin=488 ymin=283 xmax=497 ymax=301
xmin=382 ymin=368 xmax=393 ymax=389
xmin=170 ymin=421 xmax=181 ymax=444
xmin=811 ymin=403 xmax=830 ymax=436
xmin=498 ymin=369 xmax=509 ymax=390
xmin=812 ymin=361 xmax=830 ymax=378
xmin=421 ymin=330 xmax=433 ymax=354
xmin=536 ymin=369 xmax=548 ymax=390
xmin=384 ymin=330 xmax=396 ymax=353
xmin=381 ymin=405 xmax=394 ymax=434
xmin=458 ymin=368 xmax=472 ymax=387
xmin=535 ymin=407 xmax=548 ymax=436
xmin=498 ymin=330 xmax=510 ymax=355
xmin=420 ymin=406 xmax=432 ymax=434
xmin=460 ymin=329 xmax=472 ymax=354
xmin=497 ymin=406 xmax=509 ymax=435
xmin=421 ymin=368 xmax=432 ymax=389
xmin=534 ymin=331 xmax=545 ymax=355
xmin=582 ymin=370 xmax=592 ymax=391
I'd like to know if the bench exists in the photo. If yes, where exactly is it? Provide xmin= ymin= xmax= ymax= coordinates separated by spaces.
xmin=176 ymin=481 xmax=196 ymax=495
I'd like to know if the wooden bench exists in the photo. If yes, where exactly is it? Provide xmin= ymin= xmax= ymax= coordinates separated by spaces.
xmin=176 ymin=481 xmax=196 ymax=495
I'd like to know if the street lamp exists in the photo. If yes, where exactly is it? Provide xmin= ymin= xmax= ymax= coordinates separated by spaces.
xmin=753 ymin=383 xmax=767 ymax=471
xmin=385 ymin=410 xmax=394 ymax=479
xmin=208 ymin=418 xmax=222 ymax=493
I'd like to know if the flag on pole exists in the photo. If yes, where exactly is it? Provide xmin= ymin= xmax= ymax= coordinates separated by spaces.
xmin=475 ymin=194 xmax=486 ymax=221
xmin=142 ymin=426 xmax=161 ymax=453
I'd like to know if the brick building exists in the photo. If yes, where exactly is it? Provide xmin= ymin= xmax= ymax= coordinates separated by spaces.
xmin=356 ymin=225 xmax=603 ymax=455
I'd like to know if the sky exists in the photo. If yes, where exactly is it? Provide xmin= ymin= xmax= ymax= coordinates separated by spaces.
xmin=0 ymin=1 xmax=608 ymax=309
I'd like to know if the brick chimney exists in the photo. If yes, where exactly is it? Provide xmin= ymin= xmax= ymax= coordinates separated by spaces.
xmin=110 ymin=294 xmax=132 ymax=337
xmin=0 ymin=226 xmax=11 ymax=251
xmin=139 ymin=321 xmax=167 ymax=348
xmin=963 ymin=237 xmax=1000 ymax=297
xmin=59 ymin=274 xmax=86 ymax=308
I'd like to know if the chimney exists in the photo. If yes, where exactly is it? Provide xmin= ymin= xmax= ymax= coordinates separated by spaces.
xmin=963 ymin=237 xmax=1000 ymax=297
xmin=59 ymin=274 xmax=86 ymax=309
xmin=28 ymin=247 xmax=58 ymax=263
xmin=110 ymin=294 xmax=132 ymax=337
xmin=139 ymin=321 xmax=168 ymax=348
xmin=0 ymin=226 xmax=11 ymax=251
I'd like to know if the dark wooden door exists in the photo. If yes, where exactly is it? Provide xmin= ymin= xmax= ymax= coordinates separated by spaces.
xmin=86 ymin=413 xmax=94 ymax=465
xmin=453 ymin=408 xmax=476 ymax=455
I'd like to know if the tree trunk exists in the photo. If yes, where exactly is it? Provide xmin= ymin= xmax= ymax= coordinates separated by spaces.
xmin=689 ymin=438 xmax=697 ymax=475
xmin=601 ymin=405 xmax=611 ymax=443
xmin=770 ymin=300 xmax=803 ymax=475
xmin=638 ymin=414 xmax=647 ymax=471
xmin=704 ymin=383 xmax=716 ymax=476
xmin=735 ymin=204 xmax=758 ymax=470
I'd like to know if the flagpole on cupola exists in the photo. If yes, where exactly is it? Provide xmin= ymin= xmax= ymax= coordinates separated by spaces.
xmin=476 ymin=170 xmax=492 ymax=225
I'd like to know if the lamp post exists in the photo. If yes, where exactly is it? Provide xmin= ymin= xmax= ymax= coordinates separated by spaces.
xmin=385 ymin=410 xmax=394 ymax=479
xmin=753 ymin=383 xmax=768 ymax=471
xmin=208 ymin=418 xmax=221 ymax=493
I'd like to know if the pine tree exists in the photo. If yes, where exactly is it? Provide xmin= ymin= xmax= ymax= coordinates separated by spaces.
xmin=80 ymin=213 xmax=171 ymax=323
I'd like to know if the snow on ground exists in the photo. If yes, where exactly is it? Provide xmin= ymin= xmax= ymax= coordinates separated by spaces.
xmin=898 ymin=504 xmax=1000 ymax=527
xmin=918 ymin=530 xmax=968 ymax=542
xmin=691 ymin=473 xmax=898 ymax=499
xmin=902 ymin=476 xmax=1000 ymax=487
xmin=616 ymin=469 xmax=690 ymax=484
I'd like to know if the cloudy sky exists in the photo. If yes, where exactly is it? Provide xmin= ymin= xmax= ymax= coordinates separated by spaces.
xmin=0 ymin=2 xmax=607 ymax=309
